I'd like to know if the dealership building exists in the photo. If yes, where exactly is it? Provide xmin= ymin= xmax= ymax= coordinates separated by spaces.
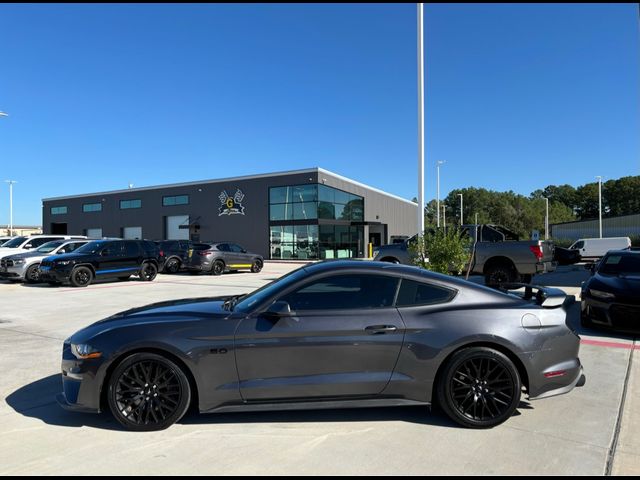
xmin=42 ymin=168 xmax=418 ymax=260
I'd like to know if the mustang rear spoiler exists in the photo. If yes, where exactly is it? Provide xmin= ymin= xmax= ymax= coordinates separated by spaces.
xmin=498 ymin=283 xmax=575 ymax=308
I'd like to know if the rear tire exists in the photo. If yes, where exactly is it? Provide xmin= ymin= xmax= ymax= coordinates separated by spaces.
xmin=139 ymin=262 xmax=158 ymax=282
xmin=437 ymin=347 xmax=521 ymax=428
xmin=484 ymin=263 xmax=517 ymax=287
xmin=107 ymin=353 xmax=191 ymax=432
xmin=211 ymin=260 xmax=225 ymax=276
xmin=164 ymin=258 xmax=181 ymax=274
xmin=70 ymin=266 xmax=93 ymax=288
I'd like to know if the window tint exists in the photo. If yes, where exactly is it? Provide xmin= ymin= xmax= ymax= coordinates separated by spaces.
xmin=229 ymin=244 xmax=244 ymax=253
xmin=573 ymin=241 xmax=585 ymax=249
xmin=396 ymin=279 xmax=456 ymax=307
xmin=124 ymin=242 xmax=140 ymax=256
xmin=66 ymin=242 xmax=85 ymax=253
xmin=29 ymin=237 xmax=59 ymax=248
xmin=100 ymin=242 xmax=122 ymax=256
xmin=279 ymin=274 xmax=399 ymax=311
xmin=216 ymin=243 xmax=231 ymax=252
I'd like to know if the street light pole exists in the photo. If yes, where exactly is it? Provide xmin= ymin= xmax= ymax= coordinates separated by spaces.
xmin=596 ymin=176 xmax=602 ymax=238
xmin=436 ymin=160 xmax=445 ymax=228
xmin=5 ymin=180 xmax=17 ymax=236
xmin=458 ymin=193 xmax=463 ymax=226
xmin=417 ymin=3 xmax=425 ymax=235
xmin=544 ymin=197 xmax=549 ymax=240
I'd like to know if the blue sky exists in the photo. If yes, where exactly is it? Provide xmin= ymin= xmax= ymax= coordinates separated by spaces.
xmin=0 ymin=3 xmax=638 ymax=225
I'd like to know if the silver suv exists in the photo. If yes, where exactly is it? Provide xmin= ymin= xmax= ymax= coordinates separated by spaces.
xmin=0 ymin=239 xmax=89 ymax=283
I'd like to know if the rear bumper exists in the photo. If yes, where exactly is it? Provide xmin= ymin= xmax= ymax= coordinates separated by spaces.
xmin=528 ymin=365 xmax=585 ymax=401
xmin=535 ymin=261 xmax=557 ymax=274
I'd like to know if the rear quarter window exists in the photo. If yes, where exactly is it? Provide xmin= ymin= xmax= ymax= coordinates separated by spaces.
xmin=396 ymin=279 xmax=456 ymax=307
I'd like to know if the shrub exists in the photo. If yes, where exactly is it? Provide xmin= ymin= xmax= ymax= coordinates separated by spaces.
xmin=409 ymin=227 xmax=472 ymax=275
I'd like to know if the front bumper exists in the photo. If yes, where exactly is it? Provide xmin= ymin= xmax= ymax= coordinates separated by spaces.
xmin=0 ymin=262 xmax=27 ymax=280
xmin=58 ymin=343 xmax=104 ymax=413
xmin=581 ymin=296 xmax=640 ymax=333
xmin=39 ymin=265 xmax=73 ymax=283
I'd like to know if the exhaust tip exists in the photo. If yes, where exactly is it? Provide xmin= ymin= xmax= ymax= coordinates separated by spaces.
xmin=576 ymin=374 xmax=586 ymax=388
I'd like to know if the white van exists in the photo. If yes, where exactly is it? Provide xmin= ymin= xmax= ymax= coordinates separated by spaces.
xmin=569 ymin=237 xmax=631 ymax=260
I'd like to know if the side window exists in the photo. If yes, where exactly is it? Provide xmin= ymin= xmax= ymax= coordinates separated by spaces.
xmin=229 ymin=244 xmax=244 ymax=253
xmin=217 ymin=244 xmax=231 ymax=252
xmin=124 ymin=242 xmax=141 ymax=257
xmin=279 ymin=274 xmax=399 ymax=311
xmin=30 ymin=237 xmax=55 ymax=248
xmin=100 ymin=242 xmax=121 ymax=256
xmin=65 ymin=242 xmax=83 ymax=253
xmin=396 ymin=279 xmax=456 ymax=307
xmin=481 ymin=226 xmax=504 ymax=243
xmin=573 ymin=241 xmax=585 ymax=250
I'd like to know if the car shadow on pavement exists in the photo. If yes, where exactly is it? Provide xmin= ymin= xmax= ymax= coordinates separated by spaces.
xmin=5 ymin=374 xmax=120 ymax=431
xmin=7 ymin=375 xmax=483 ymax=431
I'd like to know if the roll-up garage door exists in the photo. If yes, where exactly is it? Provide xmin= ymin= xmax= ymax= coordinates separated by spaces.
xmin=166 ymin=215 xmax=190 ymax=240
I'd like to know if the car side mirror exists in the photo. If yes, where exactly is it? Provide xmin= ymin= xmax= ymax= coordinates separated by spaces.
xmin=58 ymin=249 xmax=66 ymax=254
xmin=242 ymin=249 xmax=247 ymax=253
xmin=24 ymin=244 xmax=33 ymax=249
xmin=263 ymin=301 xmax=293 ymax=319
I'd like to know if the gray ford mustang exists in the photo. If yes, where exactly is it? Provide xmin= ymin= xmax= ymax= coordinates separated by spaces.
xmin=59 ymin=260 xmax=585 ymax=431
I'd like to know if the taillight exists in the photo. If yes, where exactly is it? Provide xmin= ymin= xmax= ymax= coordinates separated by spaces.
xmin=159 ymin=250 xmax=165 ymax=257
xmin=530 ymin=244 xmax=544 ymax=260
xmin=197 ymin=250 xmax=213 ymax=256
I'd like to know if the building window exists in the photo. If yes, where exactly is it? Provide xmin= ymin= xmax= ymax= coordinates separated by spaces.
xmin=83 ymin=203 xmax=102 ymax=213
xmin=120 ymin=199 xmax=142 ymax=210
xmin=270 ymin=225 xmax=319 ymax=260
xmin=51 ymin=206 xmax=68 ymax=215
xmin=163 ymin=195 xmax=189 ymax=206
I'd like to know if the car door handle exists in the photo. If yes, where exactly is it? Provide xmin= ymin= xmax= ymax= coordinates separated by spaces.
xmin=365 ymin=325 xmax=398 ymax=333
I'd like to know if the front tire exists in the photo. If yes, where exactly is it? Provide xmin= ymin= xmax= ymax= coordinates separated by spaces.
xmin=107 ymin=353 xmax=191 ymax=432
xmin=25 ymin=264 xmax=41 ymax=283
xmin=70 ymin=266 xmax=93 ymax=288
xmin=251 ymin=259 xmax=263 ymax=273
xmin=437 ymin=347 xmax=521 ymax=428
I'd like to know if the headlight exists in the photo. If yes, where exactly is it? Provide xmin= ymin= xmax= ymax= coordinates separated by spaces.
xmin=56 ymin=260 xmax=72 ymax=266
xmin=71 ymin=344 xmax=102 ymax=360
xmin=12 ymin=259 xmax=25 ymax=265
xmin=589 ymin=289 xmax=615 ymax=300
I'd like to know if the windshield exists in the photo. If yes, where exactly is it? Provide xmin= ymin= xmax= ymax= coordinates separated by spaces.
xmin=599 ymin=254 xmax=640 ymax=276
xmin=75 ymin=240 xmax=109 ymax=254
xmin=233 ymin=266 xmax=309 ymax=313
xmin=36 ymin=240 xmax=66 ymax=253
xmin=2 ymin=236 xmax=27 ymax=248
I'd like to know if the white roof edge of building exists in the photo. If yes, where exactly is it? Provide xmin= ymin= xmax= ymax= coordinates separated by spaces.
xmin=42 ymin=167 xmax=417 ymax=207
xmin=42 ymin=168 xmax=320 ymax=202
xmin=318 ymin=168 xmax=417 ymax=206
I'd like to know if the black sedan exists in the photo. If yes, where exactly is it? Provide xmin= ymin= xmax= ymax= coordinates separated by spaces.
xmin=59 ymin=261 xmax=584 ymax=431
xmin=581 ymin=250 xmax=640 ymax=332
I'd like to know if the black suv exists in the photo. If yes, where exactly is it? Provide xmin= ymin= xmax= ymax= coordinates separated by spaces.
xmin=39 ymin=239 xmax=160 ymax=287
xmin=155 ymin=240 xmax=191 ymax=274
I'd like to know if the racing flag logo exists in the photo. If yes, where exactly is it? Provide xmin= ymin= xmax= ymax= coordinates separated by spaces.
xmin=218 ymin=189 xmax=246 ymax=216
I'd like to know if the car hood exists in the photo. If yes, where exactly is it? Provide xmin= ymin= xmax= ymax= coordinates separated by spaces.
xmin=69 ymin=296 xmax=237 ymax=343
xmin=3 ymin=251 xmax=48 ymax=261
xmin=588 ymin=273 xmax=640 ymax=304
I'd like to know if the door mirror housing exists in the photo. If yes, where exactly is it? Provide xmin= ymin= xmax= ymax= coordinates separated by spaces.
xmin=24 ymin=244 xmax=34 ymax=250
xmin=263 ymin=301 xmax=293 ymax=319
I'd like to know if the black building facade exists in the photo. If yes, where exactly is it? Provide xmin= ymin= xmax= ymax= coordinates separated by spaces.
xmin=42 ymin=168 xmax=418 ymax=260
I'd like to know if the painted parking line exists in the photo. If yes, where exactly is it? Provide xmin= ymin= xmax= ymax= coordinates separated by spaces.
xmin=581 ymin=339 xmax=639 ymax=350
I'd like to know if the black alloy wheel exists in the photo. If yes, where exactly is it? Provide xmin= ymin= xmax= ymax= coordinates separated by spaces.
xmin=108 ymin=353 xmax=191 ymax=431
xmin=70 ymin=266 xmax=93 ymax=288
xmin=139 ymin=262 xmax=158 ymax=282
xmin=211 ymin=260 xmax=225 ymax=276
xmin=165 ymin=258 xmax=181 ymax=274
xmin=251 ymin=259 xmax=263 ymax=273
xmin=25 ymin=264 xmax=41 ymax=284
xmin=437 ymin=347 xmax=521 ymax=428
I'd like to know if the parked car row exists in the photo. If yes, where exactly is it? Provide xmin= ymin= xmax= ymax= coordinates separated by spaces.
xmin=0 ymin=235 xmax=264 ymax=287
